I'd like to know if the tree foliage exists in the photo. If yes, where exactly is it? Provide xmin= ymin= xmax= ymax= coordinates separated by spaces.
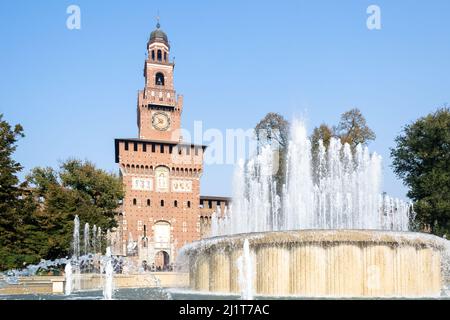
xmin=335 ymin=108 xmax=376 ymax=149
xmin=0 ymin=114 xmax=124 ymax=271
xmin=311 ymin=123 xmax=334 ymax=154
xmin=0 ymin=113 xmax=32 ymax=270
xmin=255 ymin=109 xmax=375 ymax=195
xmin=311 ymin=108 xmax=376 ymax=152
xmin=255 ymin=112 xmax=289 ymax=149
xmin=391 ymin=107 xmax=450 ymax=236
xmin=25 ymin=159 xmax=124 ymax=261
xmin=0 ymin=114 xmax=23 ymax=218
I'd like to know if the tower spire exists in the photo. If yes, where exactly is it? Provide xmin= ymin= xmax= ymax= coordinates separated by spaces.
xmin=156 ymin=11 xmax=160 ymax=29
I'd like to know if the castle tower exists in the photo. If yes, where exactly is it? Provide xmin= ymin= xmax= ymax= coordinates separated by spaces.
xmin=137 ymin=20 xmax=183 ymax=142
xmin=114 ymin=21 xmax=206 ymax=269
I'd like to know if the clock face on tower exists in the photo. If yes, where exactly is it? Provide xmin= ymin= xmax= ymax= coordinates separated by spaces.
xmin=152 ymin=111 xmax=171 ymax=131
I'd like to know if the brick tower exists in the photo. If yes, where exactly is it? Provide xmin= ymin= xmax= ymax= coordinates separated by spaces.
xmin=114 ymin=21 xmax=206 ymax=269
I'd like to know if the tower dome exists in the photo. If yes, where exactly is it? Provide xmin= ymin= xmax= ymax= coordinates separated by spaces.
xmin=149 ymin=21 xmax=169 ymax=48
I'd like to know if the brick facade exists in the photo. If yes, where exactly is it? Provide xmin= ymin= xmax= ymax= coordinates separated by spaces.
xmin=112 ymin=23 xmax=230 ymax=268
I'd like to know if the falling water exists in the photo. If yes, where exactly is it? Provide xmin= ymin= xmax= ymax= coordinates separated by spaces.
xmin=97 ymin=227 xmax=102 ymax=254
xmin=84 ymin=223 xmax=90 ymax=256
xmin=214 ymin=147 xmax=281 ymax=236
xmin=211 ymin=119 xmax=413 ymax=236
xmin=237 ymin=239 xmax=254 ymax=300
xmin=127 ymin=232 xmax=135 ymax=255
xmin=106 ymin=229 xmax=111 ymax=248
xmin=72 ymin=216 xmax=81 ymax=291
xmin=72 ymin=216 xmax=80 ymax=259
xmin=283 ymin=118 xmax=314 ymax=230
xmin=92 ymin=225 xmax=97 ymax=254
xmin=103 ymin=247 xmax=114 ymax=300
xmin=64 ymin=262 xmax=73 ymax=295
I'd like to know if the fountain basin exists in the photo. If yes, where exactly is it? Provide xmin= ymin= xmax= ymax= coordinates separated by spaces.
xmin=184 ymin=230 xmax=446 ymax=298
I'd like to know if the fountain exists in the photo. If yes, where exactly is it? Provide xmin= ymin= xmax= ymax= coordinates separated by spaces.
xmin=72 ymin=216 xmax=81 ymax=292
xmin=92 ymin=225 xmax=97 ymax=254
xmin=64 ymin=263 xmax=73 ymax=296
xmin=103 ymin=247 xmax=114 ymax=300
xmin=0 ymin=214 xmax=177 ymax=300
xmin=84 ymin=223 xmax=90 ymax=256
xmin=237 ymin=239 xmax=254 ymax=300
xmin=97 ymin=227 xmax=102 ymax=254
xmin=73 ymin=216 xmax=80 ymax=258
xmin=183 ymin=119 xmax=448 ymax=298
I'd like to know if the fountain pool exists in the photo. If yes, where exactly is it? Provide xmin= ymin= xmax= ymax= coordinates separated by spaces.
xmin=183 ymin=230 xmax=446 ymax=298
xmin=183 ymin=119 xmax=450 ymax=298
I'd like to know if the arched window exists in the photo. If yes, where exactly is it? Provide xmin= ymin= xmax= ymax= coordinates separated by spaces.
xmin=151 ymin=50 xmax=155 ymax=60
xmin=164 ymin=52 xmax=167 ymax=61
xmin=187 ymin=201 xmax=191 ymax=208
xmin=155 ymin=72 xmax=165 ymax=86
xmin=147 ymin=199 xmax=151 ymax=207
xmin=157 ymin=50 xmax=162 ymax=61
xmin=174 ymin=200 xmax=178 ymax=207
xmin=160 ymin=200 xmax=165 ymax=207
xmin=133 ymin=198 xmax=137 ymax=206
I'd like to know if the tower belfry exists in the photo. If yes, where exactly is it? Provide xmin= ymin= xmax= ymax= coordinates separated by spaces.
xmin=137 ymin=20 xmax=183 ymax=142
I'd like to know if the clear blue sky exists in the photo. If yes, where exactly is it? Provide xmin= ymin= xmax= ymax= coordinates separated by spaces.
xmin=1 ymin=0 xmax=449 ymax=199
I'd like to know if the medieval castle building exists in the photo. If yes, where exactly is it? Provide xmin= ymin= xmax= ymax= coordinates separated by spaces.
xmin=112 ymin=22 xmax=229 ymax=269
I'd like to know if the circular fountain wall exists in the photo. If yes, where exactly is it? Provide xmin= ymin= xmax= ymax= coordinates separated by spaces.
xmin=186 ymin=230 xmax=445 ymax=298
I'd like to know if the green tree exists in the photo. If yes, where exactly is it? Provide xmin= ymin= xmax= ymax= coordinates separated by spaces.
xmin=0 ymin=114 xmax=124 ymax=271
xmin=26 ymin=159 xmax=124 ymax=260
xmin=0 ymin=114 xmax=28 ymax=270
xmin=391 ymin=107 xmax=450 ymax=237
